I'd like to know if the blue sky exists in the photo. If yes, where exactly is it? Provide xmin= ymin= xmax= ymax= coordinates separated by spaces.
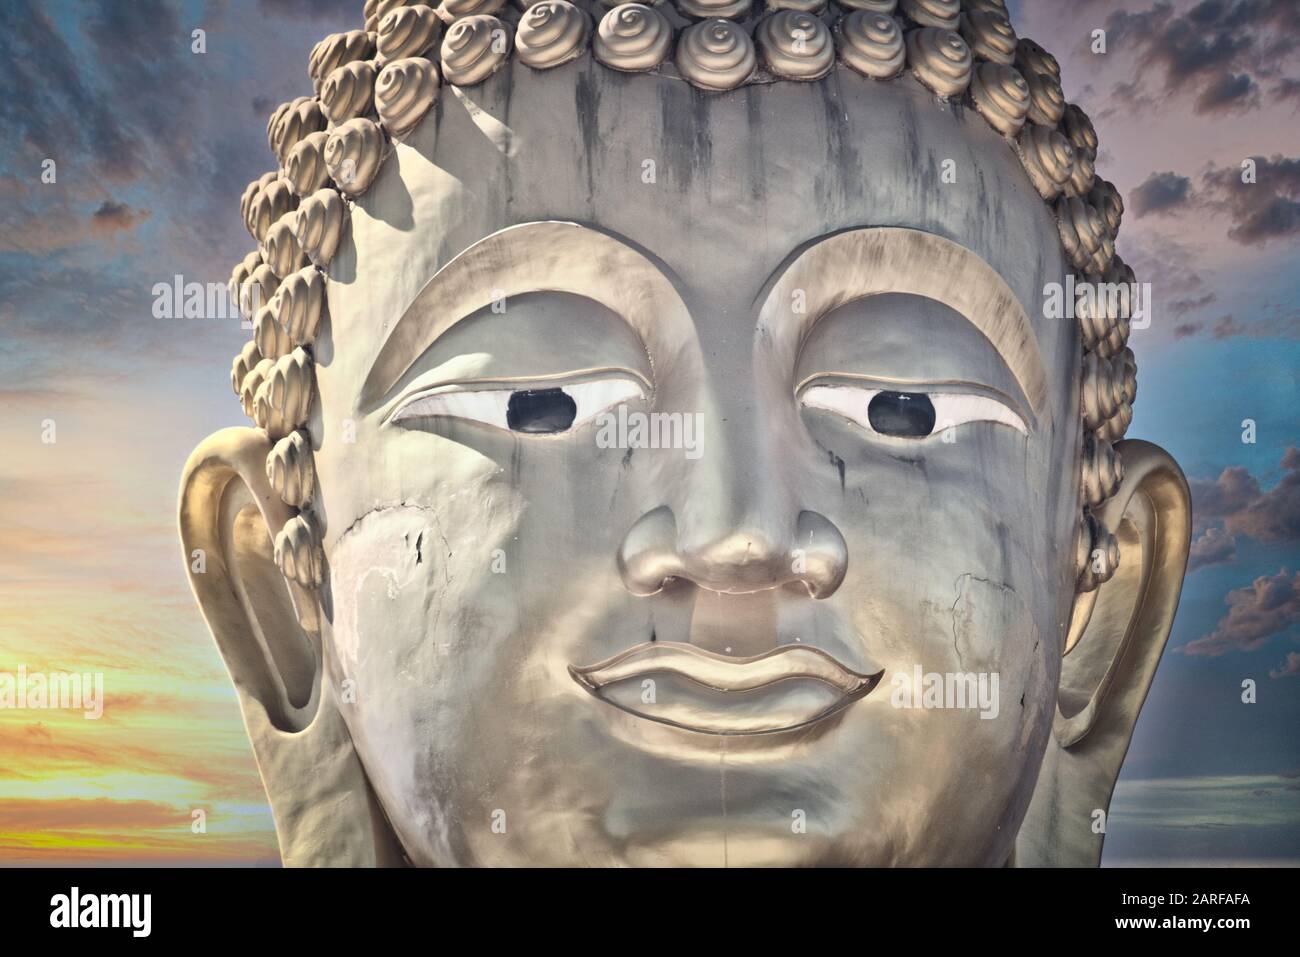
xmin=0 ymin=0 xmax=1296 ymax=864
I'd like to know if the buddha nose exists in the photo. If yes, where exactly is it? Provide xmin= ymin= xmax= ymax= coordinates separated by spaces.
xmin=618 ymin=506 xmax=848 ymax=599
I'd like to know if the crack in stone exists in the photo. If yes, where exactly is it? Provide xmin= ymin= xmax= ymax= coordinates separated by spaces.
xmin=338 ymin=500 xmax=438 ymax=543
xmin=950 ymin=572 xmax=1016 ymax=671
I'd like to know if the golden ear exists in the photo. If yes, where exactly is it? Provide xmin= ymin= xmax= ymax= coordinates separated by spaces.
xmin=1017 ymin=439 xmax=1191 ymax=866
xmin=179 ymin=427 xmax=403 ymax=866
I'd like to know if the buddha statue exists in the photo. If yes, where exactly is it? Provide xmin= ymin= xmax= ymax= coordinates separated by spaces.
xmin=179 ymin=0 xmax=1192 ymax=866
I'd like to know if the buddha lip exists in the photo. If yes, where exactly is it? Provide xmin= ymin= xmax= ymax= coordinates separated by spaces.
xmin=569 ymin=641 xmax=884 ymax=735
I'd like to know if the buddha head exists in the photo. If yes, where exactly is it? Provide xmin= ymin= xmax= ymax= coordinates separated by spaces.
xmin=179 ymin=0 xmax=1191 ymax=866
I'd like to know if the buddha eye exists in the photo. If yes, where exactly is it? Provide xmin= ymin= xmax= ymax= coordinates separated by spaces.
xmin=799 ymin=383 xmax=1027 ymax=438
xmin=388 ymin=376 xmax=647 ymax=435
xmin=866 ymin=391 xmax=936 ymax=437
xmin=505 ymin=388 xmax=577 ymax=433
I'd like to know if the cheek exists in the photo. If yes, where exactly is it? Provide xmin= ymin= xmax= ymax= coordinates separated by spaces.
xmin=327 ymin=502 xmax=520 ymax=677
xmin=323 ymin=500 xmax=530 ymax=864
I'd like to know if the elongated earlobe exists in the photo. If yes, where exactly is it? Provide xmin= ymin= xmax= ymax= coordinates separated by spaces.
xmin=179 ymin=427 xmax=403 ymax=866
xmin=1016 ymin=439 xmax=1191 ymax=866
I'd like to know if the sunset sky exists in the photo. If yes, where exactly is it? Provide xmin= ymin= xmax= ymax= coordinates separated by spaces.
xmin=0 ymin=0 xmax=1296 ymax=865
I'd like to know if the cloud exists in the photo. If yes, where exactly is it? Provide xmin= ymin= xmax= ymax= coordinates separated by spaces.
xmin=0 ymin=3 xmax=145 ymax=184
xmin=1188 ymin=525 xmax=1238 ymax=571
xmin=1132 ymin=171 xmax=1194 ymax=216
xmin=1182 ymin=568 xmax=1300 ymax=656
xmin=1098 ymin=0 xmax=1298 ymax=121
xmin=1269 ymin=651 xmax=1300 ymax=678
xmin=1169 ymin=291 xmax=1218 ymax=316
xmin=0 ymin=722 xmax=263 ymax=801
xmin=1126 ymin=154 xmax=1300 ymax=246
xmin=1224 ymin=447 xmax=1300 ymax=542
xmin=1191 ymin=466 xmax=1264 ymax=528
xmin=1195 ymin=71 xmax=1259 ymax=114
xmin=1190 ymin=447 xmax=1300 ymax=542
xmin=0 ymin=797 xmax=184 ymax=831
xmin=1170 ymin=310 xmax=1300 ymax=342
xmin=1275 ymin=78 xmax=1300 ymax=107
xmin=1104 ymin=773 xmax=1300 ymax=865
xmin=257 ymin=0 xmax=360 ymax=18
xmin=0 ymin=798 xmax=277 ymax=864
xmin=1201 ymin=154 xmax=1300 ymax=245
xmin=88 ymin=200 xmax=149 ymax=238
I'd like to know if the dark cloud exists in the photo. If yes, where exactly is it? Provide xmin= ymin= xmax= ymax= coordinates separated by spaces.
xmin=1197 ymin=155 xmax=1300 ymax=244
xmin=1099 ymin=0 xmax=1298 ymax=119
xmin=1211 ymin=314 xmax=1246 ymax=338
xmin=257 ymin=0 xmax=360 ymax=18
xmin=1183 ymin=568 xmax=1300 ymax=656
xmin=1105 ymin=2 xmax=1249 ymax=84
xmin=1095 ymin=79 xmax=1157 ymax=121
xmin=1171 ymin=309 xmax=1300 ymax=342
xmin=1270 ymin=77 xmax=1300 ymax=107
xmin=0 ymin=2 xmax=146 ymax=182
xmin=1231 ymin=196 xmax=1300 ymax=242
xmin=1195 ymin=71 xmax=1259 ymax=113
xmin=1190 ymin=447 xmax=1300 ymax=543
xmin=89 ymin=200 xmax=149 ymax=237
xmin=1170 ymin=291 xmax=1217 ymax=316
xmin=1132 ymin=171 xmax=1193 ymax=216
xmin=1189 ymin=526 xmax=1238 ymax=572
xmin=0 ymin=0 xmax=354 ymax=388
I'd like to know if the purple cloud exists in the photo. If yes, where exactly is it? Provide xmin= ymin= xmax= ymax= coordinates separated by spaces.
xmin=1190 ymin=447 xmax=1300 ymax=543
xmin=1202 ymin=155 xmax=1300 ymax=245
xmin=1132 ymin=171 xmax=1194 ymax=216
xmin=1183 ymin=568 xmax=1300 ymax=657
xmin=1189 ymin=525 xmax=1238 ymax=572
xmin=1269 ymin=651 xmax=1300 ymax=678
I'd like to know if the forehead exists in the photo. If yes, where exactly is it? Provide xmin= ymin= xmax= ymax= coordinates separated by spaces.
xmin=326 ymin=59 xmax=1072 ymax=394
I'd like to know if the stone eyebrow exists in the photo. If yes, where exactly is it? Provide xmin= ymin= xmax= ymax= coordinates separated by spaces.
xmin=756 ymin=226 xmax=1049 ymax=419
xmin=360 ymin=221 xmax=693 ymax=409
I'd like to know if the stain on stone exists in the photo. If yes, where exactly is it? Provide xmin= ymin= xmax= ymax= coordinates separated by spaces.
xmin=500 ymin=74 xmax=516 ymax=213
xmin=660 ymin=91 xmax=691 ymax=192
xmin=828 ymin=449 xmax=846 ymax=490
xmin=820 ymin=75 xmax=862 ymax=207
xmin=745 ymin=86 xmax=765 ymax=202
xmin=900 ymin=92 xmax=921 ymax=191
xmin=690 ymin=94 xmax=714 ymax=184
xmin=574 ymin=65 xmax=602 ymax=204
xmin=994 ymin=520 xmax=1013 ymax=585
xmin=893 ymin=453 xmax=928 ymax=475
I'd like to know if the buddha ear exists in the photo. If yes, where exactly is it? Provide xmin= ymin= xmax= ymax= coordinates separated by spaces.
xmin=178 ymin=427 xmax=403 ymax=866
xmin=1016 ymin=439 xmax=1191 ymax=867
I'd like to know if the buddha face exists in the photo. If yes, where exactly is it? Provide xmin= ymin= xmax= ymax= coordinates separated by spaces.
xmin=301 ymin=62 xmax=1081 ymax=867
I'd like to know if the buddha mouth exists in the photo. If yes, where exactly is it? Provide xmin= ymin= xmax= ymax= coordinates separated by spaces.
xmin=568 ymin=641 xmax=884 ymax=735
